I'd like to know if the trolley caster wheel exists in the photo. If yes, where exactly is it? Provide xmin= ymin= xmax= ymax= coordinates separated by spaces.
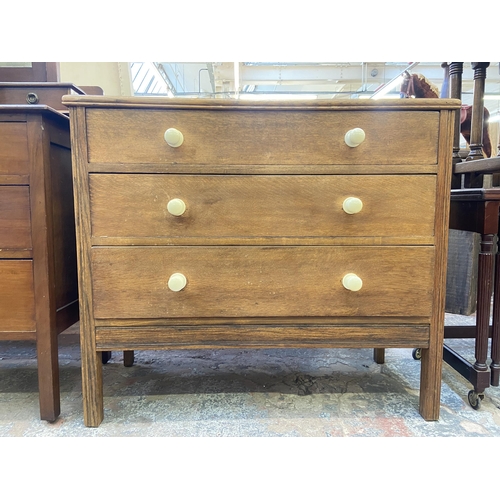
xmin=467 ymin=390 xmax=484 ymax=410
xmin=412 ymin=348 xmax=422 ymax=360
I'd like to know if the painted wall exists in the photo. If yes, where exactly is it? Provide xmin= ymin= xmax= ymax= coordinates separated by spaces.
xmin=59 ymin=62 xmax=133 ymax=96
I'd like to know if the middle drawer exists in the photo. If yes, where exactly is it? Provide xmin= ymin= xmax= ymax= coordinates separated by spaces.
xmin=89 ymin=174 xmax=436 ymax=241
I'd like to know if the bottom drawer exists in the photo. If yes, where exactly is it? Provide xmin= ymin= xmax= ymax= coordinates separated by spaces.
xmin=0 ymin=260 xmax=36 ymax=332
xmin=91 ymin=246 xmax=434 ymax=319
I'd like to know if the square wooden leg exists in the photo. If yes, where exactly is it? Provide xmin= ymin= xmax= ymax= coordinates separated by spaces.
xmin=36 ymin=327 xmax=60 ymax=422
xmin=419 ymin=345 xmax=443 ymax=421
xmin=81 ymin=346 xmax=104 ymax=427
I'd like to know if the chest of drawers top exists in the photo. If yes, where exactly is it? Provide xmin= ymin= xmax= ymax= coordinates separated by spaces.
xmin=63 ymin=96 xmax=460 ymax=173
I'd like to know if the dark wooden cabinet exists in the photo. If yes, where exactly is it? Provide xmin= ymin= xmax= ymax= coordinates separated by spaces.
xmin=0 ymin=105 xmax=78 ymax=421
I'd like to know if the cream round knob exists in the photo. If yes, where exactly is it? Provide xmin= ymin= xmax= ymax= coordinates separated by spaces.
xmin=164 ymin=128 xmax=184 ymax=148
xmin=168 ymin=273 xmax=187 ymax=292
xmin=344 ymin=128 xmax=366 ymax=148
xmin=342 ymin=273 xmax=363 ymax=291
xmin=167 ymin=198 xmax=186 ymax=216
xmin=343 ymin=197 xmax=363 ymax=214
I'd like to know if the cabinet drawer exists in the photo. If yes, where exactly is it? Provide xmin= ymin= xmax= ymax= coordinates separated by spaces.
xmin=0 ymin=260 xmax=36 ymax=332
xmin=0 ymin=186 xmax=32 ymax=249
xmin=0 ymin=122 xmax=29 ymax=175
xmin=86 ymin=108 xmax=439 ymax=166
xmin=91 ymin=246 xmax=434 ymax=319
xmin=0 ymin=85 xmax=74 ymax=111
xmin=89 ymin=174 xmax=436 ymax=242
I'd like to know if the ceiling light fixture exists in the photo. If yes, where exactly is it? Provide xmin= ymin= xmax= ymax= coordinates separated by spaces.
xmin=239 ymin=93 xmax=317 ymax=101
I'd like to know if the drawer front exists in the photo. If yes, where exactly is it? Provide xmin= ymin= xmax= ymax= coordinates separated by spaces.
xmin=0 ymin=260 xmax=36 ymax=332
xmin=0 ymin=86 xmax=72 ymax=110
xmin=91 ymin=246 xmax=434 ymax=319
xmin=0 ymin=122 xmax=29 ymax=175
xmin=89 ymin=174 xmax=436 ymax=241
xmin=0 ymin=186 xmax=32 ymax=249
xmin=86 ymin=108 xmax=439 ymax=166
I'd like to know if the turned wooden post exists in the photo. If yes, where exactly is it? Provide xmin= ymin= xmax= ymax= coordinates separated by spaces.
xmin=466 ymin=62 xmax=490 ymax=162
xmin=448 ymin=62 xmax=464 ymax=188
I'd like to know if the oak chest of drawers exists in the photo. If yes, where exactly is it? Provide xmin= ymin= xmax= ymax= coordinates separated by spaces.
xmin=63 ymin=95 xmax=459 ymax=427
xmin=0 ymin=105 xmax=79 ymax=421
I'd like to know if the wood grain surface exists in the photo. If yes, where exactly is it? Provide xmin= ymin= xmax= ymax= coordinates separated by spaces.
xmin=0 ymin=186 xmax=32 ymax=249
xmin=91 ymin=245 xmax=435 ymax=319
xmin=65 ymin=98 xmax=459 ymax=425
xmin=86 ymin=109 xmax=439 ymax=165
xmin=0 ymin=122 xmax=29 ymax=174
xmin=0 ymin=260 xmax=36 ymax=332
xmin=89 ymin=173 xmax=436 ymax=242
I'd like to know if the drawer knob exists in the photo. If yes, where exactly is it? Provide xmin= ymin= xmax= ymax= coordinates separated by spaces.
xmin=344 ymin=128 xmax=366 ymax=148
xmin=164 ymin=128 xmax=184 ymax=148
xmin=342 ymin=273 xmax=363 ymax=291
xmin=167 ymin=198 xmax=186 ymax=216
xmin=343 ymin=197 xmax=363 ymax=214
xmin=168 ymin=273 xmax=187 ymax=292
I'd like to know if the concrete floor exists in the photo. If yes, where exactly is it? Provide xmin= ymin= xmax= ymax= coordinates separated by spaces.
xmin=1 ymin=315 xmax=499 ymax=438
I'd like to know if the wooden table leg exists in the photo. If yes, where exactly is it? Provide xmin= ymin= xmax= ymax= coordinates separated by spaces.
xmin=491 ymin=251 xmax=500 ymax=386
xmin=101 ymin=351 xmax=112 ymax=364
xmin=472 ymin=233 xmax=494 ymax=393
xmin=36 ymin=326 xmax=60 ymax=422
xmin=373 ymin=348 xmax=385 ymax=364
xmin=123 ymin=350 xmax=135 ymax=367
xmin=419 ymin=344 xmax=443 ymax=421
xmin=82 ymin=348 xmax=103 ymax=427
xmin=81 ymin=317 xmax=103 ymax=427
xmin=420 ymin=279 xmax=446 ymax=421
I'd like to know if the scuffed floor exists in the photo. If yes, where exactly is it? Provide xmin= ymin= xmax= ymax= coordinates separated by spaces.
xmin=1 ymin=320 xmax=499 ymax=437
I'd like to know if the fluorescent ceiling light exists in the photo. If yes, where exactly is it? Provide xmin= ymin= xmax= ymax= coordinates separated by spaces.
xmin=489 ymin=113 xmax=500 ymax=123
xmin=484 ymin=95 xmax=500 ymax=100
xmin=239 ymin=94 xmax=317 ymax=100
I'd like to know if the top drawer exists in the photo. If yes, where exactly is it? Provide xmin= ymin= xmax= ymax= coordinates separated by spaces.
xmin=86 ymin=108 xmax=439 ymax=166
xmin=0 ymin=86 xmax=69 ymax=111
